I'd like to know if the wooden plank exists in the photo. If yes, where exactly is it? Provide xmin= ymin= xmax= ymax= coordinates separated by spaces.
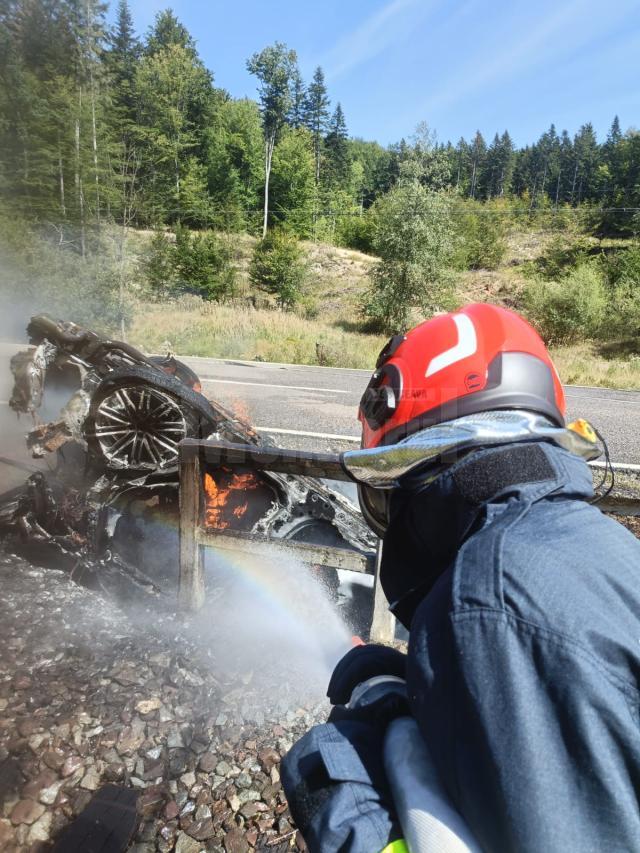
xmin=180 ymin=438 xmax=353 ymax=482
xmin=178 ymin=448 xmax=205 ymax=612
xmin=196 ymin=528 xmax=375 ymax=574
xmin=369 ymin=541 xmax=396 ymax=645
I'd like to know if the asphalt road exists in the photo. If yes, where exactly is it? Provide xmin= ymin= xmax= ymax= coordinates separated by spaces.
xmin=1 ymin=346 xmax=639 ymax=488
xmin=181 ymin=355 xmax=640 ymax=465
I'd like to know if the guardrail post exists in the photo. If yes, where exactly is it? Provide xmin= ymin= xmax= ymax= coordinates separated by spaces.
xmin=178 ymin=444 xmax=205 ymax=612
xmin=369 ymin=541 xmax=396 ymax=644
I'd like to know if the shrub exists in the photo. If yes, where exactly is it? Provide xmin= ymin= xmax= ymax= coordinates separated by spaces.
xmin=144 ymin=226 xmax=236 ymax=301
xmin=531 ymin=234 xmax=591 ymax=280
xmin=144 ymin=230 xmax=176 ymax=295
xmin=453 ymin=201 xmax=507 ymax=270
xmin=249 ymin=229 xmax=307 ymax=309
xmin=524 ymin=263 xmax=606 ymax=344
xmin=334 ymin=210 xmax=376 ymax=254
xmin=362 ymin=183 xmax=456 ymax=333
xmin=173 ymin=226 xmax=236 ymax=300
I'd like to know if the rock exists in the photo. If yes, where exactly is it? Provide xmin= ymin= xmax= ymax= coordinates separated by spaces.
xmin=257 ymin=748 xmax=280 ymax=774
xmin=237 ymin=789 xmax=260 ymax=805
xmin=137 ymin=785 xmax=166 ymax=817
xmin=235 ymin=772 xmax=252 ymax=790
xmin=142 ymin=759 xmax=164 ymax=781
xmin=198 ymin=752 xmax=217 ymax=773
xmin=80 ymin=766 xmax=101 ymax=791
xmin=135 ymin=698 xmax=161 ymax=715
xmin=194 ymin=804 xmax=211 ymax=821
xmin=227 ymin=794 xmax=240 ymax=813
xmin=223 ymin=828 xmax=249 ymax=853
xmin=38 ymin=780 xmax=64 ymax=805
xmin=61 ymin=755 xmax=84 ymax=778
xmin=180 ymin=771 xmax=196 ymax=789
xmin=164 ymin=800 xmax=180 ymax=820
xmin=174 ymin=831 xmax=203 ymax=853
xmin=118 ymin=725 xmax=145 ymax=755
xmin=239 ymin=802 xmax=258 ymax=819
xmin=169 ymin=749 xmax=189 ymax=776
xmin=42 ymin=749 xmax=65 ymax=771
xmin=26 ymin=811 xmax=52 ymax=843
xmin=0 ymin=698 xmax=8 ymax=712
xmin=215 ymin=761 xmax=232 ymax=777
xmin=187 ymin=817 xmax=216 ymax=841
xmin=0 ymin=818 xmax=15 ymax=847
xmin=10 ymin=798 xmax=45 ymax=826
xmin=104 ymin=762 xmax=126 ymax=782
xmin=13 ymin=672 xmax=32 ymax=690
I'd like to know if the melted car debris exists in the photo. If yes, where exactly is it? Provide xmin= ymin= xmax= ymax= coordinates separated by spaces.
xmin=1 ymin=315 xmax=375 ymax=610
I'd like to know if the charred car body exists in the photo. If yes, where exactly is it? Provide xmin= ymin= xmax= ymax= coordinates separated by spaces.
xmin=1 ymin=316 xmax=375 ymax=617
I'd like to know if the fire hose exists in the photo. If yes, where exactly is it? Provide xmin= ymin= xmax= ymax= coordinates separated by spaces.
xmin=347 ymin=675 xmax=482 ymax=853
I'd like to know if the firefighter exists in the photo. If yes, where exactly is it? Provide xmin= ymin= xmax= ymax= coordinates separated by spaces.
xmin=281 ymin=303 xmax=640 ymax=852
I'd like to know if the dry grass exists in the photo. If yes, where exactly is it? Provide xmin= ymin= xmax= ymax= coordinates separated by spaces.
xmin=550 ymin=342 xmax=640 ymax=391
xmin=124 ymin=227 xmax=640 ymax=390
xmin=129 ymin=297 xmax=385 ymax=369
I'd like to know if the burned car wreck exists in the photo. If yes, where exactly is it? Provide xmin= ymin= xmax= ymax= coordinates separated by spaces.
xmin=1 ymin=316 xmax=376 ymax=618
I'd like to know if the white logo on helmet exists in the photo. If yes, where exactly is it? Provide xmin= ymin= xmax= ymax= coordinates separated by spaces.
xmin=425 ymin=314 xmax=477 ymax=377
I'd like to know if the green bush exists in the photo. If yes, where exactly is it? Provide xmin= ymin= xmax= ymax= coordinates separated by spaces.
xmin=144 ymin=230 xmax=176 ymax=295
xmin=144 ymin=226 xmax=236 ymax=301
xmin=530 ymin=234 xmax=591 ymax=280
xmin=173 ymin=225 xmax=236 ymax=300
xmin=334 ymin=210 xmax=376 ymax=254
xmin=362 ymin=183 xmax=456 ymax=333
xmin=249 ymin=229 xmax=307 ymax=309
xmin=524 ymin=263 xmax=606 ymax=344
xmin=593 ymin=245 xmax=640 ymax=340
xmin=453 ymin=201 xmax=507 ymax=270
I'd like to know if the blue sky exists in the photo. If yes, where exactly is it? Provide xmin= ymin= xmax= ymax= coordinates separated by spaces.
xmin=120 ymin=0 xmax=640 ymax=147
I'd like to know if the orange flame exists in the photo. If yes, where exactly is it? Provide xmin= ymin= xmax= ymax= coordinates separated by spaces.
xmin=203 ymin=470 xmax=260 ymax=530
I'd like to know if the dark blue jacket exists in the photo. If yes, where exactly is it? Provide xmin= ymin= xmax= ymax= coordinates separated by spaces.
xmin=283 ymin=442 xmax=640 ymax=852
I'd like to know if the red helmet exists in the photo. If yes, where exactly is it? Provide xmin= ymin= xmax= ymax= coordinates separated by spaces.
xmin=359 ymin=303 xmax=565 ymax=449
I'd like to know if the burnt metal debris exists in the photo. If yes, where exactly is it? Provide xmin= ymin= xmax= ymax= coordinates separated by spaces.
xmin=1 ymin=315 xmax=375 ymax=612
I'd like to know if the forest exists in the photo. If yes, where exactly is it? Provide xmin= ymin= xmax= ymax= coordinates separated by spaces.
xmin=0 ymin=0 xmax=639 ymax=384
xmin=1 ymin=1 xmax=638 ymax=235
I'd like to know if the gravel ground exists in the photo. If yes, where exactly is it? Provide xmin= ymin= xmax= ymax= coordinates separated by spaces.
xmin=1 ymin=513 xmax=639 ymax=852
xmin=0 ymin=551 xmax=330 ymax=853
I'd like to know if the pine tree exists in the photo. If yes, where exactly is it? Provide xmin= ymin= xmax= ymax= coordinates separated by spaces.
xmin=288 ymin=65 xmax=306 ymax=128
xmin=106 ymin=0 xmax=140 ymax=128
xmin=303 ymin=66 xmax=330 ymax=184
xmin=324 ymin=103 xmax=350 ymax=187
xmin=468 ymin=130 xmax=486 ymax=199
xmin=145 ymin=9 xmax=195 ymax=56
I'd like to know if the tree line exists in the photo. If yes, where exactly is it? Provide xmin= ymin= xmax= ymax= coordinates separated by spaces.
xmin=1 ymin=0 xmax=639 ymax=251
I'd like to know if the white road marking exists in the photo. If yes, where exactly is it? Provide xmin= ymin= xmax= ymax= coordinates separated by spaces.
xmin=565 ymin=392 xmax=640 ymax=405
xmin=257 ymin=427 xmax=360 ymax=442
xmin=200 ymin=378 xmax=349 ymax=394
xmin=589 ymin=460 xmax=640 ymax=472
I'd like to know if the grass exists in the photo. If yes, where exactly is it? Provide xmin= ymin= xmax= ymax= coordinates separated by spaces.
xmin=550 ymin=342 xmax=640 ymax=391
xmin=129 ymin=297 xmax=386 ymax=369
xmin=125 ymin=226 xmax=640 ymax=390
xmin=129 ymin=297 xmax=640 ymax=390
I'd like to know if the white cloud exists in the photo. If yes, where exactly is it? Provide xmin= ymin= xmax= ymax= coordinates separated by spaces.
xmin=323 ymin=0 xmax=434 ymax=81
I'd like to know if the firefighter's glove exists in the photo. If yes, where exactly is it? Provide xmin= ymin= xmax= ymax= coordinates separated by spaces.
xmin=327 ymin=643 xmax=407 ymax=706
xmin=281 ymin=677 xmax=408 ymax=852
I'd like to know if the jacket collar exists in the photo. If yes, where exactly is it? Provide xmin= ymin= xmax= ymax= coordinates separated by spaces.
xmin=380 ymin=441 xmax=594 ymax=627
